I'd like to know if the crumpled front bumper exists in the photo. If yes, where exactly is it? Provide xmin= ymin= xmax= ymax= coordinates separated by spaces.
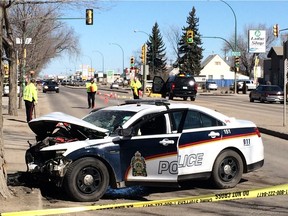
xmin=25 ymin=149 xmax=72 ymax=186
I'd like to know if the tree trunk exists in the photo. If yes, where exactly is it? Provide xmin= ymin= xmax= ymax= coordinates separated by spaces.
xmin=8 ymin=47 xmax=18 ymax=116
xmin=0 ymin=4 xmax=12 ymax=199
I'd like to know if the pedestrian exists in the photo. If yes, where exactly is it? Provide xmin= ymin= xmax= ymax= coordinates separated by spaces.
xmin=23 ymin=78 xmax=38 ymax=123
xmin=86 ymin=78 xmax=98 ymax=108
xmin=130 ymin=76 xmax=142 ymax=99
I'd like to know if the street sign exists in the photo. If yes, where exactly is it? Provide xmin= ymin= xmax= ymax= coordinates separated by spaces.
xmin=232 ymin=51 xmax=241 ymax=56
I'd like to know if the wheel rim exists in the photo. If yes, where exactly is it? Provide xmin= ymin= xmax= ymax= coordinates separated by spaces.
xmin=218 ymin=157 xmax=238 ymax=182
xmin=76 ymin=166 xmax=102 ymax=194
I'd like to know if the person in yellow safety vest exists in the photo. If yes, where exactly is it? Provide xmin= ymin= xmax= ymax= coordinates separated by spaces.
xmin=86 ymin=78 xmax=98 ymax=109
xmin=23 ymin=78 xmax=38 ymax=122
xmin=130 ymin=76 xmax=142 ymax=99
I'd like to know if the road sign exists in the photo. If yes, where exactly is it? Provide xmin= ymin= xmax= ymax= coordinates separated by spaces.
xmin=232 ymin=51 xmax=241 ymax=56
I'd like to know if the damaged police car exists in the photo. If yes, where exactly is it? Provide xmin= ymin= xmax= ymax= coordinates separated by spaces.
xmin=25 ymin=100 xmax=264 ymax=202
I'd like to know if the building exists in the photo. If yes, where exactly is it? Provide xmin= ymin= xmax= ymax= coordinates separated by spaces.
xmin=164 ymin=54 xmax=250 ymax=88
xmin=266 ymin=46 xmax=285 ymax=88
xmin=200 ymin=54 xmax=249 ymax=88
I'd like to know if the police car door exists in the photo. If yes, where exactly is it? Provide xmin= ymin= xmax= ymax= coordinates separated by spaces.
xmin=177 ymin=109 xmax=223 ymax=178
xmin=119 ymin=111 xmax=180 ymax=185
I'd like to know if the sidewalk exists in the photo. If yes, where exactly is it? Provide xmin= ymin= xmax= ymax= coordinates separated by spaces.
xmin=2 ymin=93 xmax=288 ymax=174
xmin=2 ymin=94 xmax=46 ymax=173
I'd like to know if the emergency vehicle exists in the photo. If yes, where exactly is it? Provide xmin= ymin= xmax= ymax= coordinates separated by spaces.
xmin=25 ymin=99 xmax=264 ymax=202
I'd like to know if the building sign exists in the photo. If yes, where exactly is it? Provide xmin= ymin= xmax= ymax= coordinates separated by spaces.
xmin=248 ymin=30 xmax=266 ymax=53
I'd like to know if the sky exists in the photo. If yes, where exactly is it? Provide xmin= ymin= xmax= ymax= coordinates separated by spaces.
xmin=42 ymin=0 xmax=288 ymax=77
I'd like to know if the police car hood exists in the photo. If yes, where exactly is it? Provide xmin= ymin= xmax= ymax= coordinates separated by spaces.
xmin=29 ymin=112 xmax=108 ymax=137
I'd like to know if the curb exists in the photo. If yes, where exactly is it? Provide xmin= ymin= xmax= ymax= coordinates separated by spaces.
xmin=258 ymin=127 xmax=288 ymax=140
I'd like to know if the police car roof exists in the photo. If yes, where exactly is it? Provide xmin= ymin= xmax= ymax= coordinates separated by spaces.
xmin=100 ymin=99 xmax=231 ymax=121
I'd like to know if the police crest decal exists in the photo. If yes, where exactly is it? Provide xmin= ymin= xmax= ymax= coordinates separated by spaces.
xmin=131 ymin=151 xmax=147 ymax=177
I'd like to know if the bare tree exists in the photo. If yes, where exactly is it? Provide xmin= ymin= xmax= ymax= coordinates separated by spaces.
xmin=165 ymin=25 xmax=181 ymax=64
xmin=8 ymin=3 xmax=81 ymax=112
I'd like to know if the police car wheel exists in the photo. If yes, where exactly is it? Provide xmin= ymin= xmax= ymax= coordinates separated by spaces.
xmin=211 ymin=150 xmax=243 ymax=189
xmin=183 ymin=97 xmax=188 ymax=101
xmin=64 ymin=157 xmax=109 ymax=202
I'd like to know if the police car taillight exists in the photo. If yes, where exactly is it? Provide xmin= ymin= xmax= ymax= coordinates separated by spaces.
xmin=254 ymin=127 xmax=261 ymax=137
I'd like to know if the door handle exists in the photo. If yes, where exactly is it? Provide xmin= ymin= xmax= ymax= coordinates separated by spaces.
xmin=159 ymin=138 xmax=175 ymax=146
xmin=208 ymin=131 xmax=220 ymax=138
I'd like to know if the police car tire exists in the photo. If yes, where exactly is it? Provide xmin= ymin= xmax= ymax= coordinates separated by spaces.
xmin=63 ymin=157 xmax=109 ymax=202
xmin=183 ymin=97 xmax=188 ymax=101
xmin=211 ymin=150 xmax=243 ymax=189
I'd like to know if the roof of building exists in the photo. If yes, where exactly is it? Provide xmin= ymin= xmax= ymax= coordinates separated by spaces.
xmin=201 ymin=54 xmax=218 ymax=68
xmin=267 ymin=46 xmax=283 ymax=57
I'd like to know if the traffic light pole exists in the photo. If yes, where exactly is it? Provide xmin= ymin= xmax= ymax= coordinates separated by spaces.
xmin=283 ymin=40 xmax=288 ymax=126
xmin=142 ymin=64 xmax=146 ymax=97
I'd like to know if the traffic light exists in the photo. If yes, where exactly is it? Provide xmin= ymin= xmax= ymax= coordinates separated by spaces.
xmin=186 ymin=29 xmax=193 ymax=44
xmin=86 ymin=9 xmax=93 ymax=25
xmin=141 ymin=44 xmax=147 ymax=64
xmin=273 ymin=24 xmax=279 ymax=37
xmin=130 ymin=56 xmax=135 ymax=67
xmin=235 ymin=56 xmax=240 ymax=71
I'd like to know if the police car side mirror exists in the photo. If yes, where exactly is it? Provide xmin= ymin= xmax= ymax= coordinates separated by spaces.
xmin=118 ymin=127 xmax=133 ymax=137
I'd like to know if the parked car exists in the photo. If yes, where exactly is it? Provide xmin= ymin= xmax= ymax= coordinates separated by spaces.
xmin=153 ymin=73 xmax=198 ymax=101
xmin=110 ymin=82 xmax=119 ymax=89
xmin=60 ymin=80 xmax=68 ymax=86
xmin=42 ymin=80 xmax=59 ymax=93
xmin=237 ymin=80 xmax=256 ymax=92
xmin=205 ymin=81 xmax=218 ymax=90
xmin=25 ymin=99 xmax=264 ymax=202
xmin=230 ymin=80 xmax=257 ymax=92
xmin=249 ymin=85 xmax=284 ymax=103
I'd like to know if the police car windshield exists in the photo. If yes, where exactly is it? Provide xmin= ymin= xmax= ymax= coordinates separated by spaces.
xmin=83 ymin=110 xmax=135 ymax=133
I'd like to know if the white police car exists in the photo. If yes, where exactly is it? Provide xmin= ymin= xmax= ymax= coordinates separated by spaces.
xmin=25 ymin=99 xmax=264 ymax=202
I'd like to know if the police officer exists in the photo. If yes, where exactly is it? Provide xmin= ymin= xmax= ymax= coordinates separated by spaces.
xmin=130 ymin=76 xmax=142 ymax=99
xmin=23 ymin=78 xmax=38 ymax=122
xmin=86 ymin=78 xmax=98 ymax=108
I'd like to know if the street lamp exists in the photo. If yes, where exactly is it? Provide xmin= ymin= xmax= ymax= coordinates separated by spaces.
xmin=219 ymin=0 xmax=238 ymax=94
xmin=93 ymin=50 xmax=104 ymax=73
xmin=134 ymin=29 xmax=149 ymax=37
xmin=109 ymin=43 xmax=124 ymax=76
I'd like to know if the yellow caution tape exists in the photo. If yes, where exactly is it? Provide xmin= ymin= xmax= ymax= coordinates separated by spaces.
xmin=1 ymin=184 xmax=288 ymax=216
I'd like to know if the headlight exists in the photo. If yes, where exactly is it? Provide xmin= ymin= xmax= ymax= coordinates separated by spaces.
xmin=44 ymin=86 xmax=48 ymax=89
xmin=189 ymin=80 xmax=195 ymax=85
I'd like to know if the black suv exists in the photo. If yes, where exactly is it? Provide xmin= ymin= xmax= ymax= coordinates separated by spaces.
xmin=42 ymin=80 xmax=60 ymax=93
xmin=152 ymin=74 xmax=198 ymax=101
